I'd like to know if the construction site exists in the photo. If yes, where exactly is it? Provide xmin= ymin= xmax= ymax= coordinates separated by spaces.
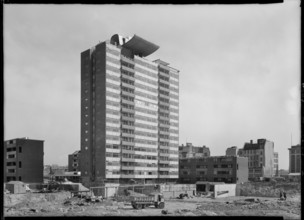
xmin=4 ymin=179 xmax=301 ymax=218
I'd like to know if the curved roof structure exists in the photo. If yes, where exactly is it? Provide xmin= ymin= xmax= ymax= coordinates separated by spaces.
xmin=111 ymin=34 xmax=159 ymax=57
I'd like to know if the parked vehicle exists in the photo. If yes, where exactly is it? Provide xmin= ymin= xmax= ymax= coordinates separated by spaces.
xmin=131 ymin=193 xmax=165 ymax=209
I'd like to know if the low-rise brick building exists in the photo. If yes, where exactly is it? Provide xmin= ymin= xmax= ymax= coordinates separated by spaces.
xmin=4 ymin=137 xmax=44 ymax=183
xmin=68 ymin=150 xmax=81 ymax=172
xmin=179 ymin=156 xmax=248 ymax=184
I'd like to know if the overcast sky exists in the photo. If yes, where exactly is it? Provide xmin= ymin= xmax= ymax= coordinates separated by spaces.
xmin=4 ymin=2 xmax=300 ymax=170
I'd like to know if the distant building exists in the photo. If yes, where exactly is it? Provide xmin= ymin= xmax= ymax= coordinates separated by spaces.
xmin=273 ymin=152 xmax=279 ymax=176
xmin=288 ymin=144 xmax=301 ymax=173
xmin=53 ymin=170 xmax=81 ymax=183
xmin=238 ymin=139 xmax=274 ymax=180
xmin=50 ymin=165 xmax=68 ymax=175
xmin=179 ymin=156 xmax=248 ymax=184
xmin=179 ymin=143 xmax=210 ymax=159
xmin=68 ymin=150 xmax=81 ymax=172
xmin=4 ymin=138 xmax=44 ymax=183
xmin=226 ymin=146 xmax=238 ymax=156
xmin=278 ymin=169 xmax=289 ymax=177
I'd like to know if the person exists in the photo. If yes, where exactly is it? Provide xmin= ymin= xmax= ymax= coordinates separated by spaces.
xmin=283 ymin=192 xmax=287 ymax=200
xmin=279 ymin=191 xmax=283 ymax=199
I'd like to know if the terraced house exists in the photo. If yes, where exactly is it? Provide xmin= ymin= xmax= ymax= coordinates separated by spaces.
xmin=80 ymin=34 xmax=179 ymax=187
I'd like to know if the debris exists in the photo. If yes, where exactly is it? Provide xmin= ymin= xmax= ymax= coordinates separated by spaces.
xmin=29 ymin=208 xmax=38 ymax=213
xmin=63 ymin=200 xmax=72 ymax=206
xmin=95 ymin=196 xmax=103 ymax=202
xmin=179 ymin=193 xmax=189 ymax=199
xmin=6 ymin=207 xmax=16 ymax=212
xmin=244 ymin=198 xmax=260 ymax=203
xmin=40 ymin=208 xmax=48 ymax=212
xmin=162 ymin=209 xmax=169 ymax=214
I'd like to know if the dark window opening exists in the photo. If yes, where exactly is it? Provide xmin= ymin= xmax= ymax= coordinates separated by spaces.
xmin=19 ymin=161 xmax=22 ymax=168
xmin=19 ymin=147 xmax=22 ymax=153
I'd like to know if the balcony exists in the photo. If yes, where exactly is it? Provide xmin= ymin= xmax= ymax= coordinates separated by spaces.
xmin=121 ymin=82 xmax=135 ymax=89
xmin=121 ymin=73 xmax=135 ymax=82
xmin=159 ymin=78 xmax=170 ymax=85
xmin=121 ymin=55 xmax=135 ymax=65
xmin=121 ymin=115 xmax=135 ymax=122
xmin=159 ymin=70 xmax=169 ymax=78
xmin=106 ymin=157 xmax=121 ymax=162
xmin=121 ymin=132 xmax=135 ymax=138
xmin=159 ymin=175 xmax=178 ymax=179
xmin=159 ymin=152 xmax=170 ymax=157
xmin=159 ymin=167 xmax=178 ymax=172
xmin=159 ymin=138 xmax=169 ymax=142
xmin=159 ymin=130 xmax=170 ymax=135
xmin=106 ymin=148 xmax=121 ymax=153
xmin=134 ymin=167 xmax=158 ymax=171
xmin=159 ymin=116 xmax=169 ymax=121
xmin=121 ymin=124 xmax=135 ymax=130
xmin=121 ymin=90 xmax=135 ymax=97
xmin=159 ymin=93 xmax=170 ymax=99
xmin=158 ymin=123 xmax=170 ymax=128
xmin=121 ymin=65 xmax=135 ymax=73
xmin=106 ymin=165 xmax=121 ymax=170
xmin=121 ymin=99 xmax=134 ymax=106
xmin=159 ymin=160 xmax=170 ymax=164
xmin=105 ymin=174 xmax=121 ymax=178
xmin=158 ymin=86 xmax=170 ymax=93
xmin=158 ymin=108 xmax=170 ymax=114
xmin=159 ymin=145 xmax=169 ymax=150
xmin=121 ymin=108 xmax=135 ymax=115
xmin=121 ymin=174 xmax=158 ymax=179
xmin=122 ymin=157 xmax=135 ymax=163
xmin=121 ymin=140 xmax=135 ymax=146
xmin=121 ymin=166 xmax=135 ymax=170
xmin=159 ymin=101 xmax=170 ymax=107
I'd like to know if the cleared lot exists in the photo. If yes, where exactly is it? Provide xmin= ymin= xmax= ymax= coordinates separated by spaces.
xmin=4 ymin=190 xmax=301 ymax=219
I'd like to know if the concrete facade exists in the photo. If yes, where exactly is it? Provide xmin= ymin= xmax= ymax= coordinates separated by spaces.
xmin=4 ymin=138 xmax=44 ymax=183
xmin=288 ymin=144 xmax=301 ymax=173
xmin=68 ymin=150 xmax=81 ymax=172
xmin=81 ymin=34 xmax=179 ymax=187
xmin=179 ymin=156 xmax=248 ymax=184
xmin=179 ymin=143 xmax=210 ymax=159
xmin=238 ymin=139 xmax=274 ymax=180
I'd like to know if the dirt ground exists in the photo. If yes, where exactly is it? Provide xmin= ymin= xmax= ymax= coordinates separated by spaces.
xmin=4 ymin=191 xmax=301 ymax=219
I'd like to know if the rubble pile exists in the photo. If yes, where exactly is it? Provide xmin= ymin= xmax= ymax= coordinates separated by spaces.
xmin=239 ymin=181 xmax=301 ymax=197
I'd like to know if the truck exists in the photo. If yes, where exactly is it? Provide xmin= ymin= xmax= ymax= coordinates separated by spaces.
xmin=131 ymin=193 xmax=165 ymax=209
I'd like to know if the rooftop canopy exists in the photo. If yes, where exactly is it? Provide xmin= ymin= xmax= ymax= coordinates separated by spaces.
xmin=111 ymin=34 xmax=159 ymax=57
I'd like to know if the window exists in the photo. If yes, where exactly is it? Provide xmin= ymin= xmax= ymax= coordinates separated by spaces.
xmin=8 ymin=154 xmax=15 ymax=159
xmin=19 ymin=176 xmax=22 ymax=181
xmin=8 ymin=169 xmax=15 ymax=173
xmin=19 ymin=147 xmax=22 ymax=153
xmin=19 ymin=161 xmax=22 ymax=168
